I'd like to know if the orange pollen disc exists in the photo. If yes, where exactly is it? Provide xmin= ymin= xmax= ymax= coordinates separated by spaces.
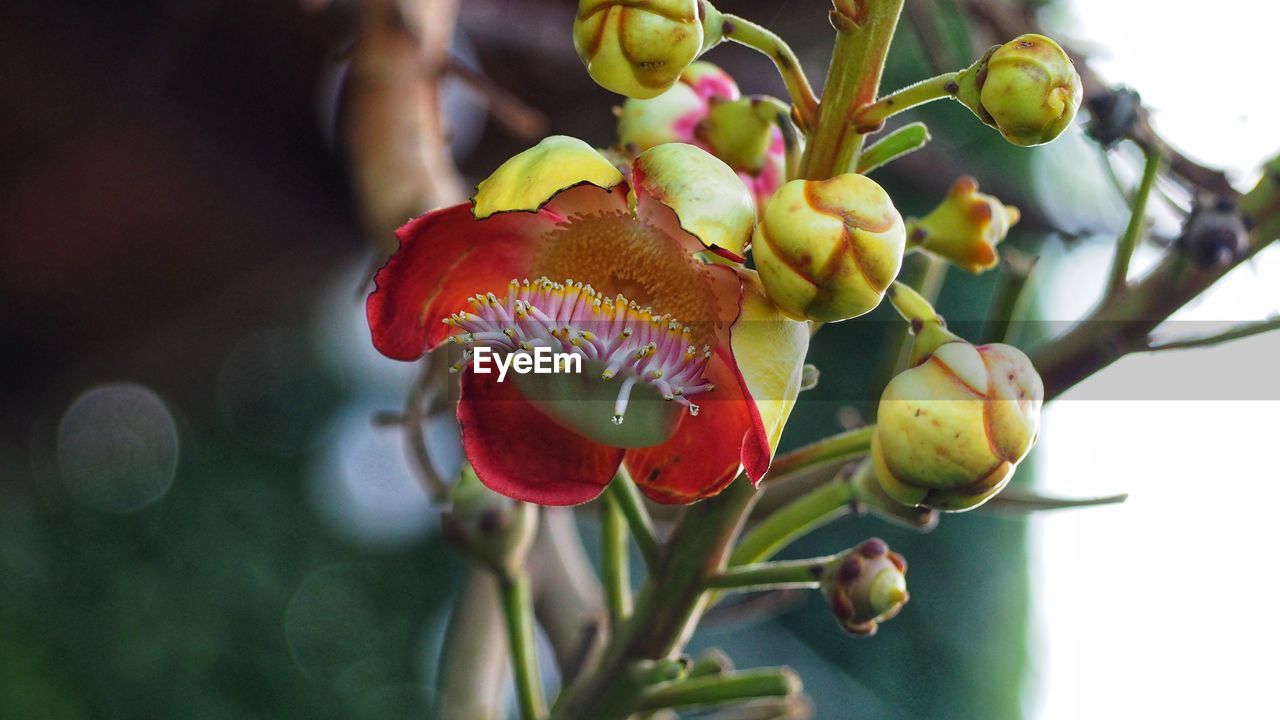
xmin=530 ymin=210 xmax=721 ymax=348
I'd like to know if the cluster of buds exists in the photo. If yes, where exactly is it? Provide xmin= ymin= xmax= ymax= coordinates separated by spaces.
xmin=752 ymin=174 xmax=906 ymax=322
xmin=907 ymin=176 xmax=1021 ymax=273
xmin=820 ymin=538 xmax=909 ymax=637
xmin=872 ymin=285 xmax=1043 ymax=511
xmin=955 ymin=34 xmax=1083 ymax=147
xmin=616 ymin=61 xmax=787 ymax=212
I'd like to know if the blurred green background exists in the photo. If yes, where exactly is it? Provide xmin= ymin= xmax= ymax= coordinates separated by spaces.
xmin=1 ymin=1 xmax=1128 ymax=717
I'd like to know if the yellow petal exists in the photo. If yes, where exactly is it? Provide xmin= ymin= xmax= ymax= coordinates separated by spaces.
xmin=632 ymin=143 xmax=756 ymax=260
xmin=730 ymin=271 xmax=810 ymax=456
xmin=473 ymin=136 xmax=624 ymax=219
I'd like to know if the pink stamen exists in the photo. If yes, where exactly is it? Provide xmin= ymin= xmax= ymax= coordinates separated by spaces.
xmin=446 ymin=277 xmax=716 ymax=423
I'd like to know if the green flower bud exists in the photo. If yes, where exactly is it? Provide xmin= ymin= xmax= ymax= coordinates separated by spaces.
xmin=573 ymin=0 xmax=706 ymax=99
xmin=701 ymin=96 xmax=776 ymax=174
xmin=441 ymin=466 xmax=537 ymax=574
xmin=908 ymin=176 xmax=1021 ymax=273
xmin=752 ymin=174 xmax=906 ymax=322
xmin=616 ymin=62 xmax=739 ymax=151
xmin=821 ymin=538 xmax=909 ymax=637
xmin=955 ymin=34 xmax=1082 ymax=146
xmin=873 ymin=341 xmax=1043 ymax=511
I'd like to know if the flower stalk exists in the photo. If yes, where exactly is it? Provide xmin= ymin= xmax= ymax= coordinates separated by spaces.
xmin=720 ymin=13 xmax=820 ymax=131
xmin=607 ymin=471 xmax=661 ymax=569
xmin=856 ymin=121 xmax=931 ymax=174
xmin=763 ymin=425 xmax=876 ymax=481
xmin=500 ymin=571 xmax=549 ymax=720
xmin=707 ymin=557 xmax=831 ymax=591
xmin=601 ymin=489 xmax=633 ymax=624
xmin=637 ymin=668 xmax=801 ymax=711
xmin=1106 ymin=144 xmax=1162 ymax=299
xmin=853 ymin=72 xmax=959 ymax=133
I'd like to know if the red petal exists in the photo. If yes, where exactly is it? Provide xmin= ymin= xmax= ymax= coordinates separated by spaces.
xmin=459 ymin=368 xmax=623 ymax=506
xmin=623 ymin=347 xmax=768 ymax=504
xmin=366 ymin=204 xmax=554 ymax=361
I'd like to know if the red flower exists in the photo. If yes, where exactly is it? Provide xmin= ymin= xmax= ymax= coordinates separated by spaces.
xmin=368 ymin=137 xmax=808 ymax=506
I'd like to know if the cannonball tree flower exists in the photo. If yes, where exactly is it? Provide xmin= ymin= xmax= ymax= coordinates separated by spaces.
xmin=617 ymin=61 xmax=787 ymax=213
xmin=821 ymin=538 xmax=909 ymax=637
xmin=368 ymin=136 xmax=809 ymax=506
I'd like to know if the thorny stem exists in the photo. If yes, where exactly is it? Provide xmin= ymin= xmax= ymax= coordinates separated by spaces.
xmin=608 ymin=470 xmax=661 ymax=569
xmin=852 ymin=72 xmax=959 ymax=133
xmin=707 ymin=558 xmax=831 ymax=591
xmin=721 ymin=14 xmax=820 ymax=132
xmin=601 ymin=490 xmax=633 ymax=624
xmin=1105 ymin=144 xmax=1162 ymax=300
xmin=800 ymin=0 xmax=906 ymax=179
xmin=500 ymin=571 xmax=548 ymax=720
xmin=637 ymin=669 xmax=800 ymax=712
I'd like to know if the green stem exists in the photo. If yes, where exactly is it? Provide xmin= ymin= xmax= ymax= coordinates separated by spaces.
xmin=732 ymin=469 xmax=864 ymax=567
xmin=1106 ymin=144 xmax=1162 ymax=299
xmin=856 ymin=121 xmax=931 ymax=174
xmin=500 ymin=572 xmax=547 ymax=720
xmin=721 ymin=14 xmax=820 ymax=131
xmin=799 ymin=0 xmax=906 ymax=179
xmin=852 ymin=72 xmax=959 ymax=133
xmin=551 ymin=479 xmax=760 ymax=720
xmin=608 ymin=470 xmax=661 ymax=569
xmin=979 ymin=488 xmax=1129 ymax=514
xmin=638 ymin=669 xmax=799 ymax=712
xmin=601 ymin=491 xmax=632 ymax=625
xmin=762 ymin=425 xmax=875 ymax=481
xmin=437 ymin=570 xmax=508 ymax=720
xmin=707 ymin=557 xmax=832 ymax=591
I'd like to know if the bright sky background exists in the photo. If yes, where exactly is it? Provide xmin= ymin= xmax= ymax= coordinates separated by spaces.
xmin=1032 ymin=1 xmax=1280 ymax=717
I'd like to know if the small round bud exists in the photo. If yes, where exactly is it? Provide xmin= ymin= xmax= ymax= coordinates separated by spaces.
xmin=821 ymin=539 xmax=909 ymax=637
xmin=908 ymin=176 xmax=1020 ymax=273
xmin=752 ymin=174 xmax=906 ymax=322
xmin=617 ymin=62 xmax=738 ymax=151
xmin=1180 ymin=195 xmax=1249 ymax=268
xmin=573 ymin=0 xmax=705 ymax=99
xmin=616 ymin=62 xmax=786 ymax=213
xmin=955 ymin=34 xmax=1082 ymax=147
xmin=873 ymin=341 xmax=1043 ymax=511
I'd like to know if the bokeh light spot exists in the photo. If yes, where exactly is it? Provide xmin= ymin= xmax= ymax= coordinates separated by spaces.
xmin=56 ymin=383 xmax=179 ymax=513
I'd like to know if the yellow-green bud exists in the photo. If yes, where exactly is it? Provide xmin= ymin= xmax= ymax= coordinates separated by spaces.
xmin=873 ymin=341 xmax=1043 ymax=511
xmin=821 ymin=538 xmax=909 ymax=637
xmin=573 ymin=0 xmax=705 ymax=99
xmin=908 ymin=176 xmax=1021 ymax=273
xmin=701 ymin=96 xmax=777 ymax=174
xmin=616 ymin=61 xmax=739 ymax=151
xmin=955 ymin=34 xmax=1082 ymax=147
xmin=752 ymin=174 xmax=905 ymax=322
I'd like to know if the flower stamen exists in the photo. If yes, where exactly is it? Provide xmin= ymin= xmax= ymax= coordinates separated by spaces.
xmin=446 ymin=277 xmax=716 ymax=422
